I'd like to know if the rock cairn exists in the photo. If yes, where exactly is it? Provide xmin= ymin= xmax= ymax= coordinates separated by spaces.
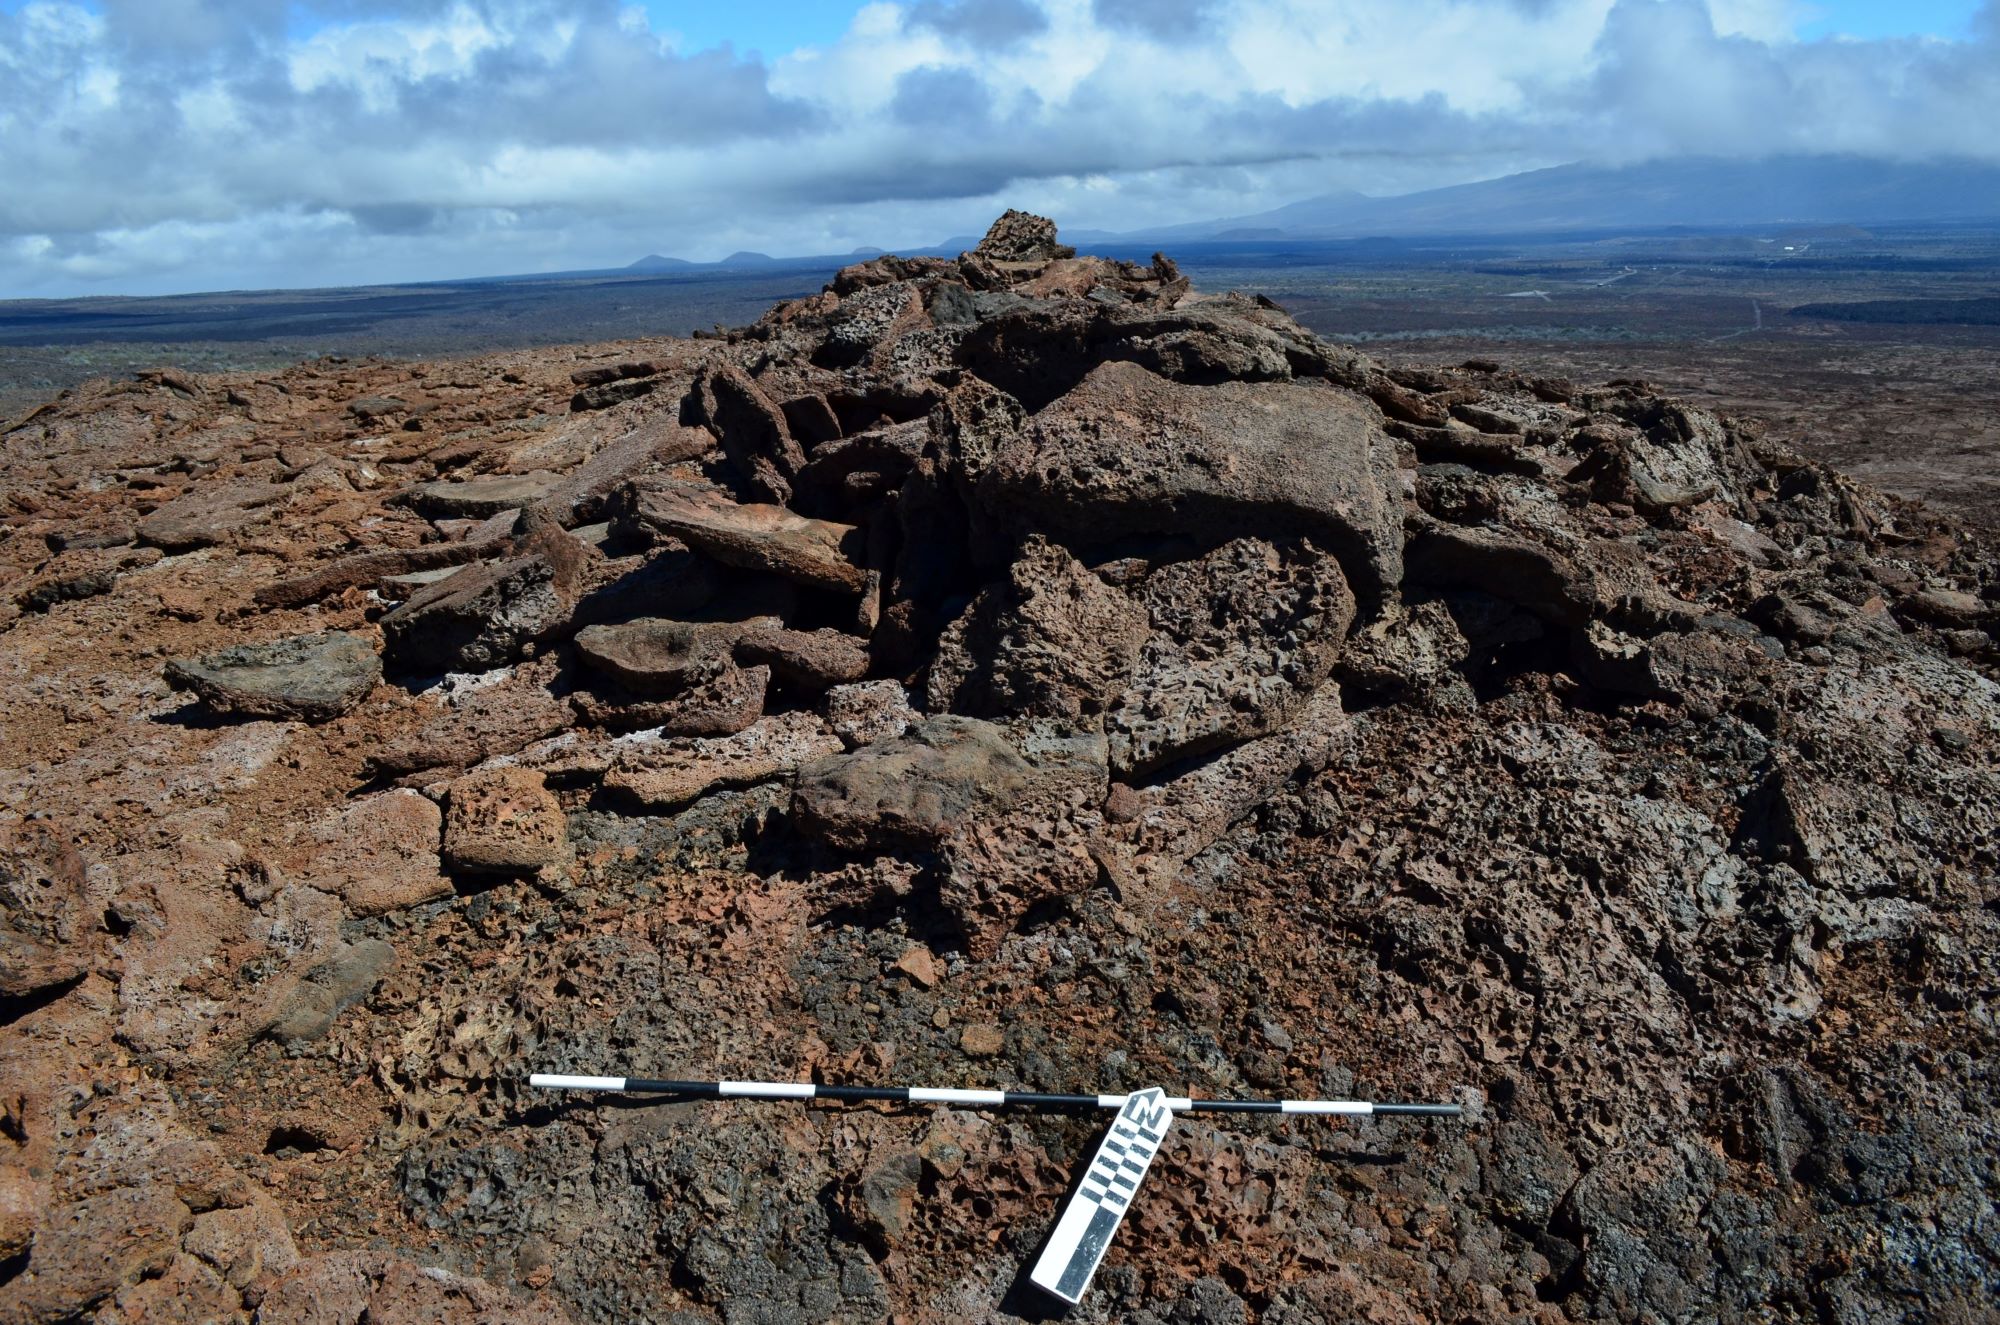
xmin=0 ymin=212 xmax=1994 ymax=1322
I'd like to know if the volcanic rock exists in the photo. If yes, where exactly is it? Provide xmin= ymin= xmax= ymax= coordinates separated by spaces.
xmin=572 ymin=618 xmax=740 ymax=695
xmin=136 ymin=478 xmax=289 ymax=550
xmin=442 ymin=768 xmax=566 ymax=874
xmin=14 ymin=545 xmax=161 ymax=612
xmin=794 ymin=714 xmax=1047 ymax=851
xmin=926 ymin=534 xmax=1147 ymax=723
xmin=264 ymin=938 xmax=397 ymax=1044
xmin=405 ymin=472 xmax=561 ymax=519
xmin=165 ymin=630 xmax=381 ymax=722
xmin=290 ymin=790 xmax=449 ymax=916
xmin=1093 ymin=686 xmax=1352 ymax=893
xmin=692 ymin=364 xmax=807 ymax=503
xmin=379 ymin=554 xmax=572 ymax=674
xmin=821 ymin=679 xmax=918 ymax=748
xmin=1105 ymin=536 xmax=1355 ymax=776
xmin=364 ymin=660 xmax=575 ymax=781
xmin=973 ymin=209 xmax=1076 ymax=264
xmin=794 ymin=716 xmax=1108 ymax=950
xmin=603 ymin=712 xmax=843 ymax=810
xmin=571 ymin=661 xmax=770 ymax=736
xmin=7 ymin=215 xmax=2000 ymax=1324
xmin=732 ymin=624 xmax=873 ymax=690
xmin=939 ymin=360 xmax=1403 ymax=599
xmin=256 ymin=1251 xmax=565 ymax=1324
xmin=627 ymin=479 xmax=869 ymax=593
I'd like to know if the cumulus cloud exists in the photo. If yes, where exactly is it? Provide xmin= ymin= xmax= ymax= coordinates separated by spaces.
xmin=1091 ymin=0 xmax=1223 ymax=42
xmin=1 ymin=0 xmax=1997 ymax=295
xmin=903 ymin=0 xmax=1050 ymax=48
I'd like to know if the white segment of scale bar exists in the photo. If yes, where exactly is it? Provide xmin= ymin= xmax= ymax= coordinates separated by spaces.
xmin=1281 ymin=1101 xmax=1373 ymax=1115
xmin=719 ymin=1081 xmax=816 ymax=1098
xmin=907 ymin=1088 xmax=1009 ymax=1105
xmin=529 ymin=1075 xmax=627 ymax=1091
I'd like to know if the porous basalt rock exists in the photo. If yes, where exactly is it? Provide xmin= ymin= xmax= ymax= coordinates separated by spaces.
xmin=973 ymin=209 xmax=1076 ymax=264
xmin=442 ymin=767 xmax=566 ymax=874
xmin=925 ymin=534 xmax=1148 ymax=723
xmin=1105 ymin=536 xmax=1355 ymax=776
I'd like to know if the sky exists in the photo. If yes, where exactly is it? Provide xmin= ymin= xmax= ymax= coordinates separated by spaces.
xmin=0 ymin=0 xmax=1995 ymax=297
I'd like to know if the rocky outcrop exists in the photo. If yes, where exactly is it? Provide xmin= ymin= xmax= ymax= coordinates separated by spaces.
xmin=1 ymin=212 xmax=1995 ymax=1324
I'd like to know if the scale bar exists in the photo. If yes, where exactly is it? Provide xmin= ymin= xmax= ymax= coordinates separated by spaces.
xmin=527 ymin=1075 xmax=1460 ymax=1117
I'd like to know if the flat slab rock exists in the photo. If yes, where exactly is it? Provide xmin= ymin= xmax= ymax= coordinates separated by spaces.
xmin=733 ymin=624 xmax=872 ymax=689
xmin=572 ymin=618 xmax=747 ymax=696
xmin=165 ymin=631 xmax=381 ymax=723
xmin=603 ymin=711 xmax=844 ymax=809
xmin=136 ymin=478 xmax=290 ymax=551
xmin=380 ymin=554 xmax=570 ymax=674
xmin=406 ymin=473 xmax=560 ymax=519
xmin=793 ymin=714 xmax=1046 ymax=849
xmin=572 ymin=662 xmax=771 ymax=736
xmin=629 ymin=480 xmax=868 ymax=593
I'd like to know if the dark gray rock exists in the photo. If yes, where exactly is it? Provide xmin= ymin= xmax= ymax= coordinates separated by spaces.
xmin=265 ymin=939 xmax=397 ymax=1044
xmin=165 ymin=631 xmax=381 ymax=723
xmin=379 ymin=554 xmax=571 ymax=674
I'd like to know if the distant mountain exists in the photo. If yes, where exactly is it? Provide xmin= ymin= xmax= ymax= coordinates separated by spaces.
xmin=1141 ymin=157 xmax=2000 ymax=240
xmin=847 ymin=246 xmax=887 ymax=258
xmin=719 ymin=251 xmax=777 ymax=266
xmin=626 ymin=254 xmax=692 ymax=271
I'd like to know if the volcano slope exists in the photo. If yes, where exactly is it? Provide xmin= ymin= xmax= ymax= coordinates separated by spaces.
xmin=0 ymin=212 xmax=1995 ymax=1323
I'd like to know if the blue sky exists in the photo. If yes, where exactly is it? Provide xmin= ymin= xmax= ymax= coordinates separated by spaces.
xmin=0 ymin=0 xmax=1983 ymax=50
xmin=1795 ymin=0 xmax=1983 ymax=38
xmin=2 ymin=0 xmax=1998 ymax=296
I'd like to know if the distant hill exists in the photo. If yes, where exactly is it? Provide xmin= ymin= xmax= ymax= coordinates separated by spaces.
xmin=1141 ymin=157 xmax=2000 ymax=240
xmin=720 ymin=251 xmax=777 ymax=266
xmin=627 ymin=254 xmax=692 ymax=271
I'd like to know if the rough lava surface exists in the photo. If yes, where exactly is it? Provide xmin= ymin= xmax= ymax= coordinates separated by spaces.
xmin=0 ymin=213 xmax=1996 ymax=1323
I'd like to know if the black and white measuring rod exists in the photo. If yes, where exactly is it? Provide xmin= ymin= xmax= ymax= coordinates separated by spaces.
xmin=530 ymin=1074 xmax=1460 ymax=1305
xmin=526 ymin=1074 xmax=1462 ymax=1117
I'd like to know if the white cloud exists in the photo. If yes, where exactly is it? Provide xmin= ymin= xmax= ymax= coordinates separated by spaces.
xmin=0 ymin=0 xmax=1996 ymax=295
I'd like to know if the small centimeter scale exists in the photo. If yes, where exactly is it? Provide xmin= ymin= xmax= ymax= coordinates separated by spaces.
xmin=528 ymin=1074 xmax=1463 ymax=1303
xmin=1030 ymin=1086 xmax=1176 ymax=1302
